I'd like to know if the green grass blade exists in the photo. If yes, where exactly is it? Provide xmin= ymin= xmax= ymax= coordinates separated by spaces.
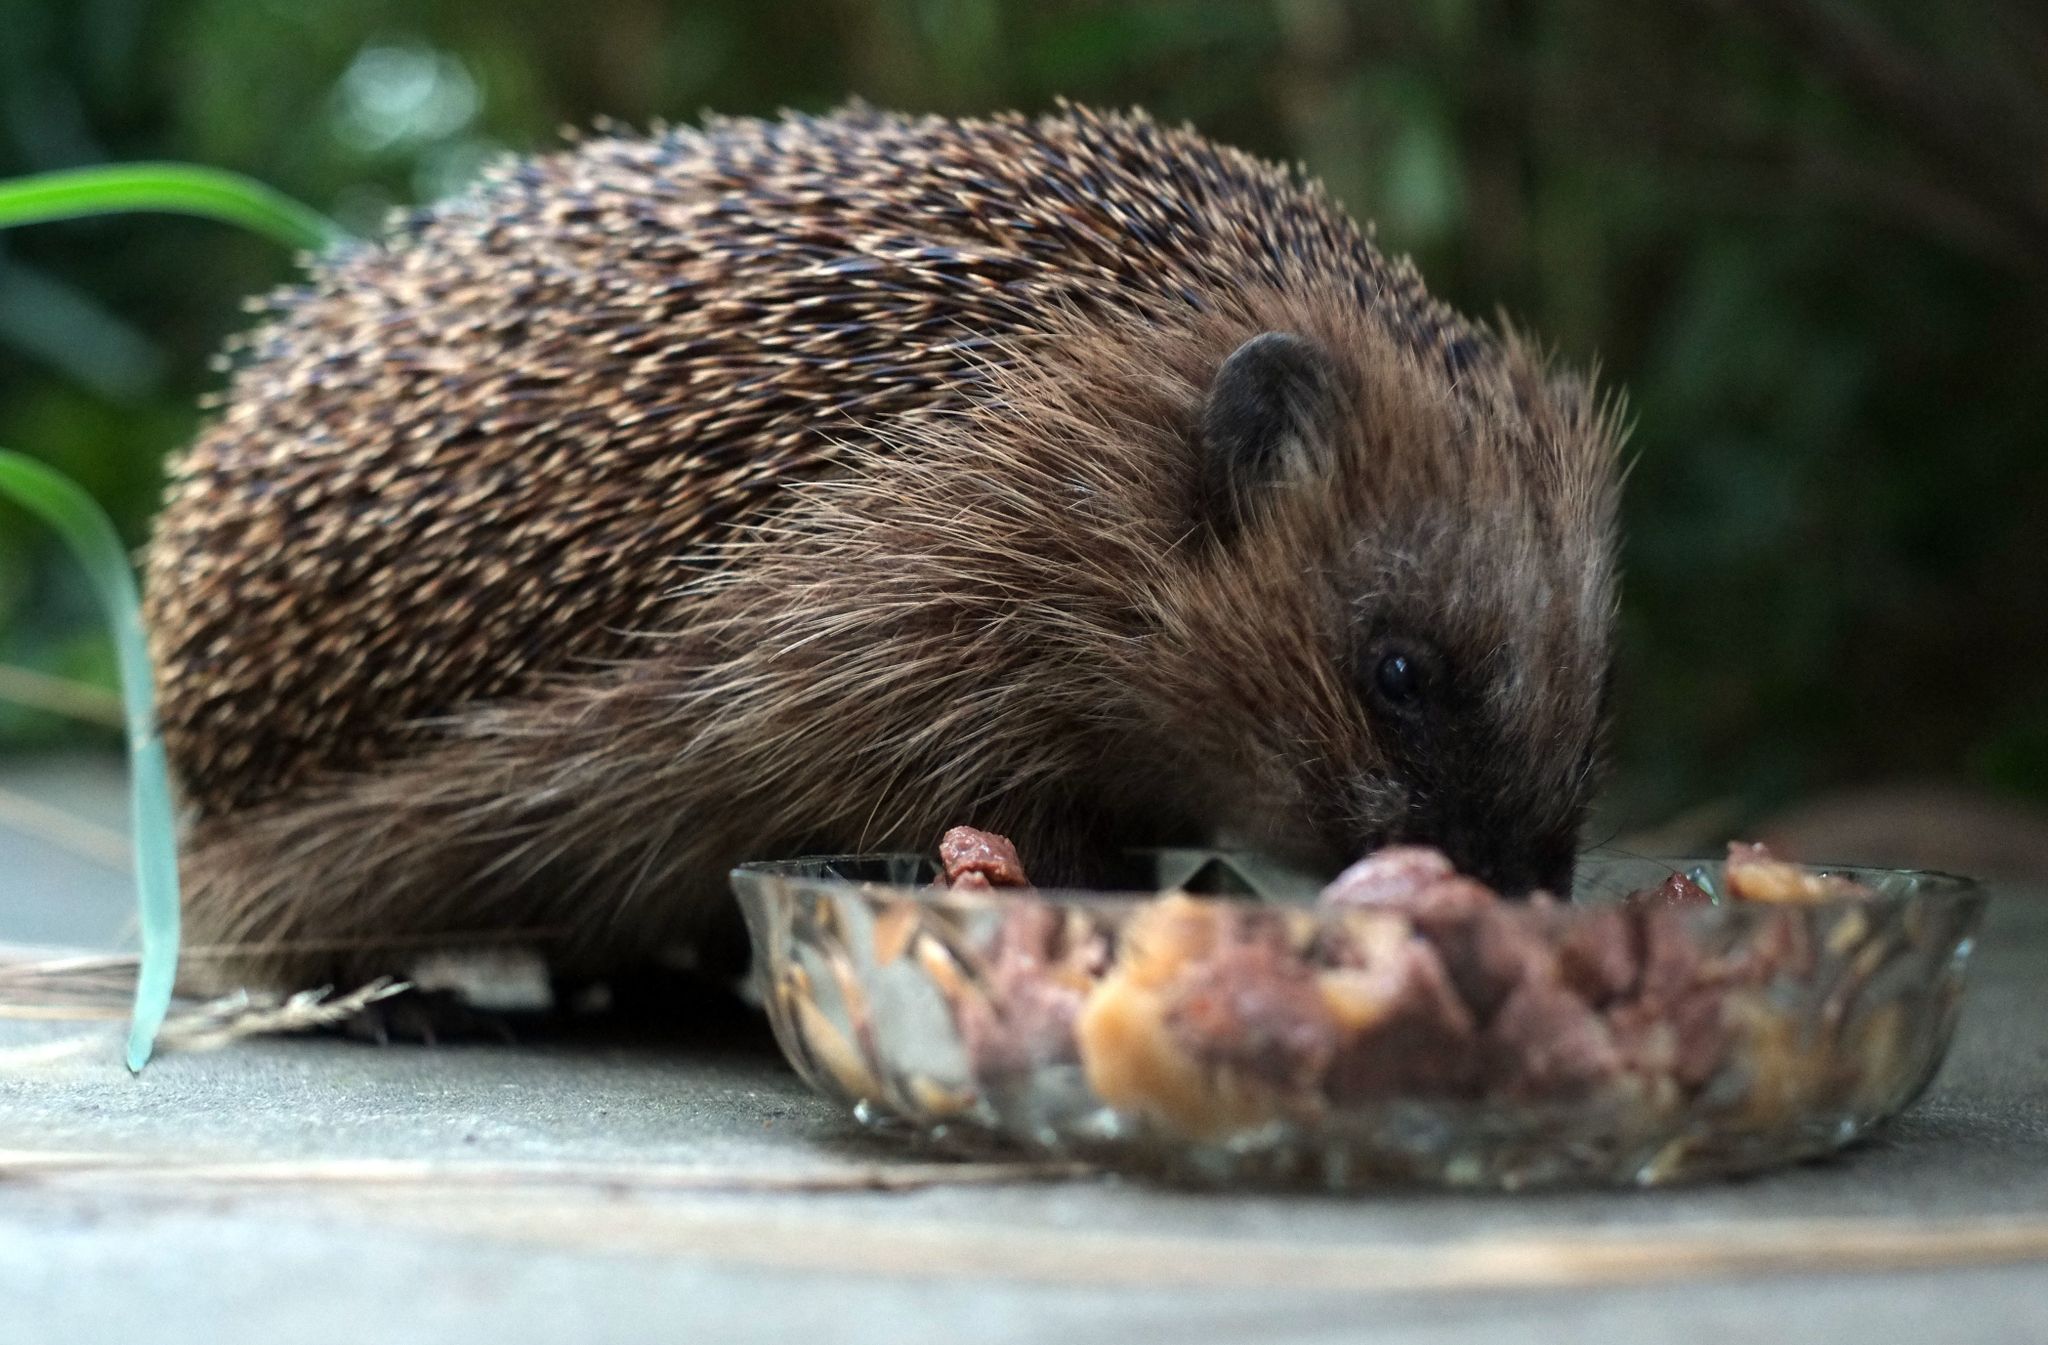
xmin=0 ymin=164 xmax=348 ymax=252
xmin=0 ymin=162 xmax=343 ymax=1069
xmin=0 ymin=451 xmax=179 ymax=1071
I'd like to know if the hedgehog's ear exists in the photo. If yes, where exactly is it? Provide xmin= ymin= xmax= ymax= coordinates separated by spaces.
xmin=1197 ymin=331 xmax=1340 ymax=539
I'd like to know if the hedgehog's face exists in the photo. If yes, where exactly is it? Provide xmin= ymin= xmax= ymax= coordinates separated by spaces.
xmin=1155 ymin=327 xmax=1620 ymax=895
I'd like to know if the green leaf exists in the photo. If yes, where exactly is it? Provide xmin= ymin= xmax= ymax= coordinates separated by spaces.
xmin=0 ymin=451 xmax=179 ymax=1072
xmin=0 ymin=164 xmax=348 ymax=253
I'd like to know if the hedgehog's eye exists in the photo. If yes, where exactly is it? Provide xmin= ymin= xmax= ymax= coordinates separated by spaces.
xmin=1361 ymin=640 xmax=1434 ymax=719
xmin=1375 ymin=652 xmax=1421 ymax=706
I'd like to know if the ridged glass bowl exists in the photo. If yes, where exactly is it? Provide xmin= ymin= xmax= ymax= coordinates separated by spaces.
xmin=731 ymin=851 xmax=1985 ymax=1190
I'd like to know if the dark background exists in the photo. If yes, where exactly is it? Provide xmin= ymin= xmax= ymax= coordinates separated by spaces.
xmin=2 ymin=0 xmax=2044 ymax=853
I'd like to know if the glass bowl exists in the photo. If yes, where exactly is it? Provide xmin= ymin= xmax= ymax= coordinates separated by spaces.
xmin=731 ymin=851 xmax=1986 ymax=1190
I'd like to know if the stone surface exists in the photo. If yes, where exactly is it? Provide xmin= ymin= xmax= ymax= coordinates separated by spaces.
xmin=2 ymin=752 xmax=2045 ymax=1343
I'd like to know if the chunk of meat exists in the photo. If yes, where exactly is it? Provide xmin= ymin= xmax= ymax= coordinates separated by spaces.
xmin=938 ymin=825 xmax=1031 ymax=888
xmin=1724 ymin=841 xmax=1872 ymax=904
xmin=1318 ymin=846 xmax=1457 ymax=909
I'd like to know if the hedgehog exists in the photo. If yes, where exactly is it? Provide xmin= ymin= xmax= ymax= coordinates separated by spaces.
xmin=143 ymin=102 xmax=1622 ymax=1005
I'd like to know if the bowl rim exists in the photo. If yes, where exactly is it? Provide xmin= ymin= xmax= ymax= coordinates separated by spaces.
xmin=730 ymin=847 xmax=1987 ymax=915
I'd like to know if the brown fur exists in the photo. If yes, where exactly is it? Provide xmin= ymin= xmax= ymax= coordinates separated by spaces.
xmin=144 ymin=103 xmax=1622 ymax=993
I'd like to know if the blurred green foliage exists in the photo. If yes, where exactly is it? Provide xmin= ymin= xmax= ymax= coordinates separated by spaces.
xmin=2 ymin=0 xmax=2044 ymax=829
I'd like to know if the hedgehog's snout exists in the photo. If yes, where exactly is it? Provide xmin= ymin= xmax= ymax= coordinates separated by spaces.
xmin=1437 ymin=827 xmax=1578 ymax=899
